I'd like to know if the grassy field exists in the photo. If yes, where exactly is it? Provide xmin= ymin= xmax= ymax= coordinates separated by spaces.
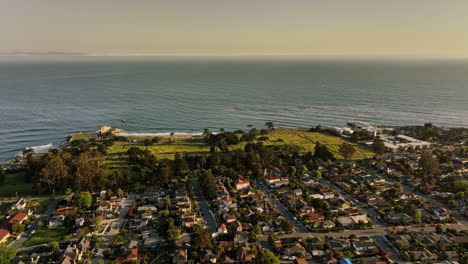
xmin=105 ymin=128 xmax=373 ymax=170
xmin=70 ymin=133 xmax=95 ymax=141
xmin=23 ymin=227 xmax=70 ymax=247
xmin=0 ymin=171 xmax=33 ymax=198
xmin=27 ymin=197 xmax=54 ymax=213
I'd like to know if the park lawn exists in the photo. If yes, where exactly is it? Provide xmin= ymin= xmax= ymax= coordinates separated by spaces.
xmin=0 ymin=171 xmax=33 ymax=198
xmin=253 ymin=128 xmax=373 ymax=159
xmin=70 ymin=133 xmax=95 ymax=142
xmin=105 ymin=128 xmax=372 ymax=170
xmin=27 ymin=197 xmax=54 ymax=213
xmin=23 ymin=227 xmax=71 ymax=247
xmin=105 ymin=138 xmax=211 ymax=170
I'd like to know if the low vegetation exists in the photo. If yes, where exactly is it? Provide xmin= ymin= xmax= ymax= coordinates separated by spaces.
xmin=23 ymin=227 xmax=71 ymax=247
xmin=0 ymin=171 xmax=33 ymax=198
xmin=105 ymin=128 xmax=372 ymax=170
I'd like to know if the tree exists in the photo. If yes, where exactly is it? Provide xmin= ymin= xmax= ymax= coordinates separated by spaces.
xmin=249 ymin=225 xmax=262 ymax=240
xmin=151 ymin=136 xmax=161 ymax=144
xmin=314 ymin=142 xmax=334 ymax=161
xmin=117 ymin=188 xmax=124 ymax=198
xmin=38 ymin=153 xmax=70 ymax=193
xmin=200 ymin=170 xmax=217 ymax=200
xmin=312 ymin=170 xmax=322 ymax=180
xmin=0 ymin=244 xmax=16 ymax=264
xmin=339 ymin=143 xmax=356 ymax=159
xmin=280 ymin=219 xmax=294 ymax=234
xmin=75 ymin=191 xmax=92 ymax=208
xmin=49 ymin=241 xmax=60 ymax=254
xmin=65 ymin=188 xmax=73 ymax=195
xmin=143 ymin=138 xmax=153 ymax=146
xmin=256 ymin=249 xmax=280 ymax=264
xmin=414 ymin=210 xmax=422 ymax=224
xmin=167 ymin=218 xmax=181 ymax=242
xmin=372 ymin=138 xmax=386 ymax=155
xmin=11 ymin=220 xmax=24 ymax=234
xmin=163 ymin=196 xmax=171 ymax=209
xmin=191 ymin=224 xmax=212 ymax=250
xmin=265 ymin=122 xmax=274 ymax=130
xmin=419 ymin=154 xmax=439 ymax=175
xmin=91 ymin=234 xmax=102 ymax=249
xmin=93 ymin=216 xmax=104 ymax=232
xmin=286 ymin=166 xmax=297 ymax=177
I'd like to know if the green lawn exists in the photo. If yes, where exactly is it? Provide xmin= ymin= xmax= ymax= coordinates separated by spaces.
xmin=23 ymin=227 xmax=70 ymax=247
xmin=105 ymin=128 xmax=372 ymax=170
xmin=27 ymin=197 xmax=54 ymax=213
xmin=70 ymin=133 xmax=95 ymax=141
xmin=0 ymin=171 xmax=33 ymax=198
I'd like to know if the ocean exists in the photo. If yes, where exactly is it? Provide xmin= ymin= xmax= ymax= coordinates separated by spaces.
xmin=1 ymin=56 xmax=467 ymax=162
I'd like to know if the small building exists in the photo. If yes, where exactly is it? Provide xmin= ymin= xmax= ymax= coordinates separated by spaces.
xmin=235 ymin=179 xmax=250 ymax=190
xmin=11 ymin=198 xmax=27 ymax=210
xmin=137 ymin=205 xmax=157 ymax=213
xmin=48 ymin=215 xmax=65 ymax=228
xmin=75 ymin=217 xmax=85 ymax=227
xmin=0 ymin=229 xmax=10 ymax=243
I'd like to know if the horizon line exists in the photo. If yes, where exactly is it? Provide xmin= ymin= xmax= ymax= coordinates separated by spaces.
xmin=1 ymin=51 xmax=468 ymax=60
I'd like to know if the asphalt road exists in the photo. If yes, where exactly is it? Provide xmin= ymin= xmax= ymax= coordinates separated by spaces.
xmin=256 ymin=181 xmax=309 ymax=234
xmin=91 ymin=196 xmax=134 ymax=264
xmin=191 ymin=177 xmax=218 ymax=233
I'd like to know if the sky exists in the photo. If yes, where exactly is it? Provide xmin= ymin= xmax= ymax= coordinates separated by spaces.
xmin=1 ymin=0 xmax=468 ymax=57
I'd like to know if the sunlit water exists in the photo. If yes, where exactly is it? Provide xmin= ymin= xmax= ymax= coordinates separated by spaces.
xmin=1 ymin=56 xmax=467 ymax=161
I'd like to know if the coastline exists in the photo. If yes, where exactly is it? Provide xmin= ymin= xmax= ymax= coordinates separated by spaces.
xmin=1 ymin=130 xmax=218 ymax=166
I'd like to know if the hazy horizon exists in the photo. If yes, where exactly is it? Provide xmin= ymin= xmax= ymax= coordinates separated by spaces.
xmin=1 ymin=0 xmax=468 ymax=57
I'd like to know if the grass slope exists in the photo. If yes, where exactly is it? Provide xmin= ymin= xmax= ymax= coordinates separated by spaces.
xmin=23 ymin=227 xmax=70 ymax=247
xmin=105 ymin=128 xmax=372 ymax=170
xmin=0 ymin=172 xmax=33 ymax=198
xmin=70 ymin=133 xmax=95 ymax=142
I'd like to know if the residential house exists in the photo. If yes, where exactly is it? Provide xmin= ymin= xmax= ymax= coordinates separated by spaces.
xmin=284 ymin=243 xmax=309 ymax=259
xmin=115 ymin=248 xmax=140 ymax=264
xmin=48 ymin=215 xmax=66 ymax=228
xmin=350 ymin=214 xmax=369 ymax=225
xmin=353 ymin=240 xmax=376 ymax=251
xmin=0 ymin=228 xmax=10 ymax=243
xmin=137 ymin=205 xmax=157 ymax=213
xmin=409 ymin=250 xmax=436 ymax=262
xmin=60 ymin=237 xmax=90 ymax=264
xmin=337 ymin=216 xmax=354 ymax=227
xmin=75 ymin=217 xmax=85 ymax=227
xmin=201 ymin=250 xmax=217 ymax=263
xmin=235 ymin=177 xmax=250 ymax=190
xmin=236 ymin=246 xmax=255 ymax=262
xmin=11 ymin=198 xmax=27 ymax=210
xmin=173 ymin=249 xmax=187 ymax=264
xmin=386 ymin=213 xmax=413 ymax=224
